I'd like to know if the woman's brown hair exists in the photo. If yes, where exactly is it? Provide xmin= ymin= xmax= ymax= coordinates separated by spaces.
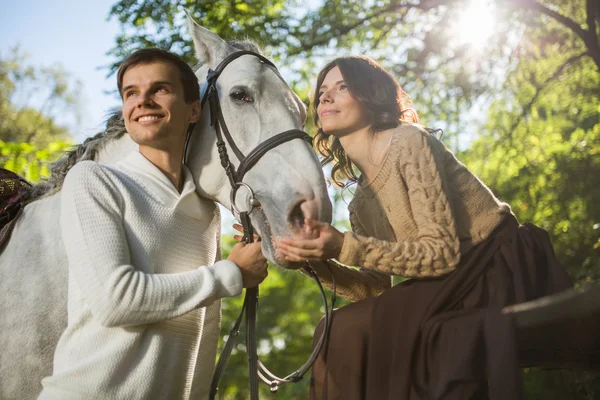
xmin=312 ymin=55 xmax=418 ymax=187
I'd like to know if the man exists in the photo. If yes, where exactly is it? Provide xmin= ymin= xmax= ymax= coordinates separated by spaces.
xmin=39 ymin=49 xmax=268 ymax=399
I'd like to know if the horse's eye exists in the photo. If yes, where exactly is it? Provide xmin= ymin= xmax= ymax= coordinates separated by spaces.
xmin=230 ymin=89 xmax=254 ymax=103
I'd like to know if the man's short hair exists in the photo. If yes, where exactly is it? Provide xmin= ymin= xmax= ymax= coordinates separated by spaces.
xmin=117 ymin=48 xmax=200 ymax=103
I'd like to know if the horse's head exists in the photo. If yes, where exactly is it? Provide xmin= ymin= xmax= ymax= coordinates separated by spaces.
xmin=184 ymin=16 xmax=332 ymax=268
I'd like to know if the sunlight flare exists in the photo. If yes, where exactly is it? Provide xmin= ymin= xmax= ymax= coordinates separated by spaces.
xmin=454 ymin=0 xmax=496 ymax=50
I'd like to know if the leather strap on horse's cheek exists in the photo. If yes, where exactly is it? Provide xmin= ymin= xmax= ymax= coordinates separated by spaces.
xmin=217 ymin=108 xmax=245 ymax=162
xmin=208 ymin=89 xmax=219 ymax=128
xmin=206 ymin=68 xmax=219 ymax=84
xmin=240 ymin=212 xmax=254 ymax=244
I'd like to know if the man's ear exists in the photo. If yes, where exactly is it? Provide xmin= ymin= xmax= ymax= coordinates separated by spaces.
xmin=189 ymin=100 xmax=202 ymax=123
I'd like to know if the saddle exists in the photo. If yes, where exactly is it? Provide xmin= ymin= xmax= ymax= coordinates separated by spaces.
xmin=0 ymin=168 xmax=32 ymax=249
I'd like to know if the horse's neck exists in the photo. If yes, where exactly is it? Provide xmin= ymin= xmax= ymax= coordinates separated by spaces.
xmin=89 ymin=122 xmax=226 ymax=205
xmin=187 ymin=116 xmax=229 ymax=203
xmin=96 ymin=134 xmax=137 ymax=165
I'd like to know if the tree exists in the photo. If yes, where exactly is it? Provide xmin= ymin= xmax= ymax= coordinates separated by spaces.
xmin=107 ymin=0 xmax=299 ymax=72
xmin=458 ymin=3 xmax=600 ymax=397
xmin=106 ymin=0 xmax=599 ymax=140
xmin=0 ymin=47 xmax=81 ymax=147
xmin=460 ymin=0 xmax=600 ymax=285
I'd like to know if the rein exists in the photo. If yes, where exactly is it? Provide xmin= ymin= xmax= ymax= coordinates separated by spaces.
xmin=186 ymin=50 xmax=336 ymax=399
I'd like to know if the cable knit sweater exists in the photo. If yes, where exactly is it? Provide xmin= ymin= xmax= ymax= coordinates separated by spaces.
xmin=315 ymin=124 xmax=513 ymax=302
xmin=39 ymin=152 xmax=243 ymax=400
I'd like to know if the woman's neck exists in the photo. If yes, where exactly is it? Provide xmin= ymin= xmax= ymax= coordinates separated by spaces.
xmin=339 ymin=126 xmax=394 ymax=184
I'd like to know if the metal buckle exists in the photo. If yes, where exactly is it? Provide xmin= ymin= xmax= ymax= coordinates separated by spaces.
xmin=230 ymin=182 xmax=260 ymax=215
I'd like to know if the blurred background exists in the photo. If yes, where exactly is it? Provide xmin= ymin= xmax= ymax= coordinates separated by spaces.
xmin=2 ymin=0 xmax=599 ymax=398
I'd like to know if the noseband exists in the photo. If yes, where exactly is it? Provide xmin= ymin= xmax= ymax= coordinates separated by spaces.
xmin=185 ymin=51 xmax=336 ymax=399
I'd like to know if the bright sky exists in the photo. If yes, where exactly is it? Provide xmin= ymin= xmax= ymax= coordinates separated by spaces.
xmin=2 ymin=0 xmax=122 ymax=142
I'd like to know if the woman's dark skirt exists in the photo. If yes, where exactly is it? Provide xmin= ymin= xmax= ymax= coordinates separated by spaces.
xmin=309 ymin=216 xmax=573 ymax=400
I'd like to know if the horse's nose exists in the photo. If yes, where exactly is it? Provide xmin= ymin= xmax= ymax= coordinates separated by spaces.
xmin=287 ymin=199 xmax=319 ymax=234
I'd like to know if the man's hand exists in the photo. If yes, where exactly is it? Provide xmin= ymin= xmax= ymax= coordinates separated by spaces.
xmin=278 ymin=218 xmax=345 ymax=262
xmin=227 ymin=241 xmax=268 ymax=288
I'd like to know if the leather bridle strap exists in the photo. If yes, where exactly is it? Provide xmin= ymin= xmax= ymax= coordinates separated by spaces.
xmin=183 ymin=50 xmax=280 ymax=169
xmin=189 ymin=51 xmax=312 ymax=185
xmin=195 ymin=50 xmax=335 ymax=400
xmin=256 ymin=265 xmax=336 ymax=391
xmin=237 ymin=129 xmax=311 ymax=181
xmin=209 ymin=262 xmax=336 ymax=399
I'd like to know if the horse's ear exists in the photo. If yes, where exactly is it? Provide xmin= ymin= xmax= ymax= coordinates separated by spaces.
xmin=186 ymin=11 xmax=233 ymax=68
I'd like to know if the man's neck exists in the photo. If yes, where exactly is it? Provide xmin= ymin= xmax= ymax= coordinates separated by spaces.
xmin=139 ymin=146 xmax=184 ymax=192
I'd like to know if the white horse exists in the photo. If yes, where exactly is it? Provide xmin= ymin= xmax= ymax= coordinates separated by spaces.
xmin=0 ymin=17 xmax=332 ymax=399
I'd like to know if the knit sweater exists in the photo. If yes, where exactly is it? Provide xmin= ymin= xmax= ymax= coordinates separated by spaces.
xmin=316 ymin=124 xmax=512 ymax=302
xmin=39 ymin=152 xmax=243 ymax=400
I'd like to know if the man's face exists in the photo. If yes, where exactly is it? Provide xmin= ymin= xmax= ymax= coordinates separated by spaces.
xmin=121 ymin=61 xmax=200 ymax=153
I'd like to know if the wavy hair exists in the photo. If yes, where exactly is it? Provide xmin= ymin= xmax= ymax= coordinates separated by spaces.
xmin=312 ymin=56 xmax=419 ymax=187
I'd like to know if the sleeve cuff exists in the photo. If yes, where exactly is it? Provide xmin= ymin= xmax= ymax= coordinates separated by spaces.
xmin=206 ymin=260 xmax=243 ymax=298
xmin=338 ymin=231 xmax=361 ymax=267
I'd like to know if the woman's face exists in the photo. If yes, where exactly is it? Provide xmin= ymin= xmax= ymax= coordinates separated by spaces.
xmin=316 ymin=66 xmax=371 ymax=137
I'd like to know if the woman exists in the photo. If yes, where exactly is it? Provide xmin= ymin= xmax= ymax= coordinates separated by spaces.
xmin=278 ymin=56 xmax=573 ymax=400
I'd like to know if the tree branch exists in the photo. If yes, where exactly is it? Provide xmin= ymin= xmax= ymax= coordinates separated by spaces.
xmin=507 ymin=51 xmax=588 ymax=140
xmin=416 ymin=0 xmax=462 ymax=11
xmin=370 ymin=22 xmax=397 ymax=51
xmin=289 ymin=4 xmax=405 ymax=55
xmin=510 ymin=0 xmax=588 ymax=39
xmin=507 ymin=0 xmax=600 ymax=73
xmin=288 ymin=0 xmax=463 ymax=56
xmin=585 ymin=0 xmax=600 ymax=67
xmin=586 ymin=0 xmax=597 ymax=34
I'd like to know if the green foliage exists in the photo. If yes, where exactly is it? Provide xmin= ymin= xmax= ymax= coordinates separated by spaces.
xmin=460 ymin=17 xmax=600 ymax=288
xmin=0 ymin=47 xmax=81 ymax=147
xmin=106 ymin=0 xmax=501 ymax=127
xmin=521 ymin=368 xmax=600 ymax=399
xmin=105 ymin=0 xmax=600 ymax=141
xmin=458 ymin=2 xmax=600 ymax=396
xmin=0 ymin=140 xmax=72 ymax=182
xmin=107 ymin=0 xmax=301 ymax=73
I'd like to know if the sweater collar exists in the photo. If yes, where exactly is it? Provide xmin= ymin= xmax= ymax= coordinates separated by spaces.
xmin=116 ymin=151 xmax=207 ymax=220
xmin=357 ymin=127 xmax=399 ymax=193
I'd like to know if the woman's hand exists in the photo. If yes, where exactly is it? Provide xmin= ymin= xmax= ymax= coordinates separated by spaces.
xmin=278 ymin=218 xmax=345 ymax=262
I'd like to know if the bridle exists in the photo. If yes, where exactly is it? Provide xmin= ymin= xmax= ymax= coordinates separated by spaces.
xmin=184 ymin=50 xmax=336 ymax=399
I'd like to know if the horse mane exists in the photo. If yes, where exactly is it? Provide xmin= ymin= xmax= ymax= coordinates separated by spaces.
xmin=27 ymin=39 xmax=264 ymax=203
xmin=27 ymin=112 xmax=127 ymax=202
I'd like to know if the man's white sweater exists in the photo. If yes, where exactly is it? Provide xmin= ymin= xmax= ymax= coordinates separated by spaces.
xmin=39 ymin=151 xmax=243 ymax=400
